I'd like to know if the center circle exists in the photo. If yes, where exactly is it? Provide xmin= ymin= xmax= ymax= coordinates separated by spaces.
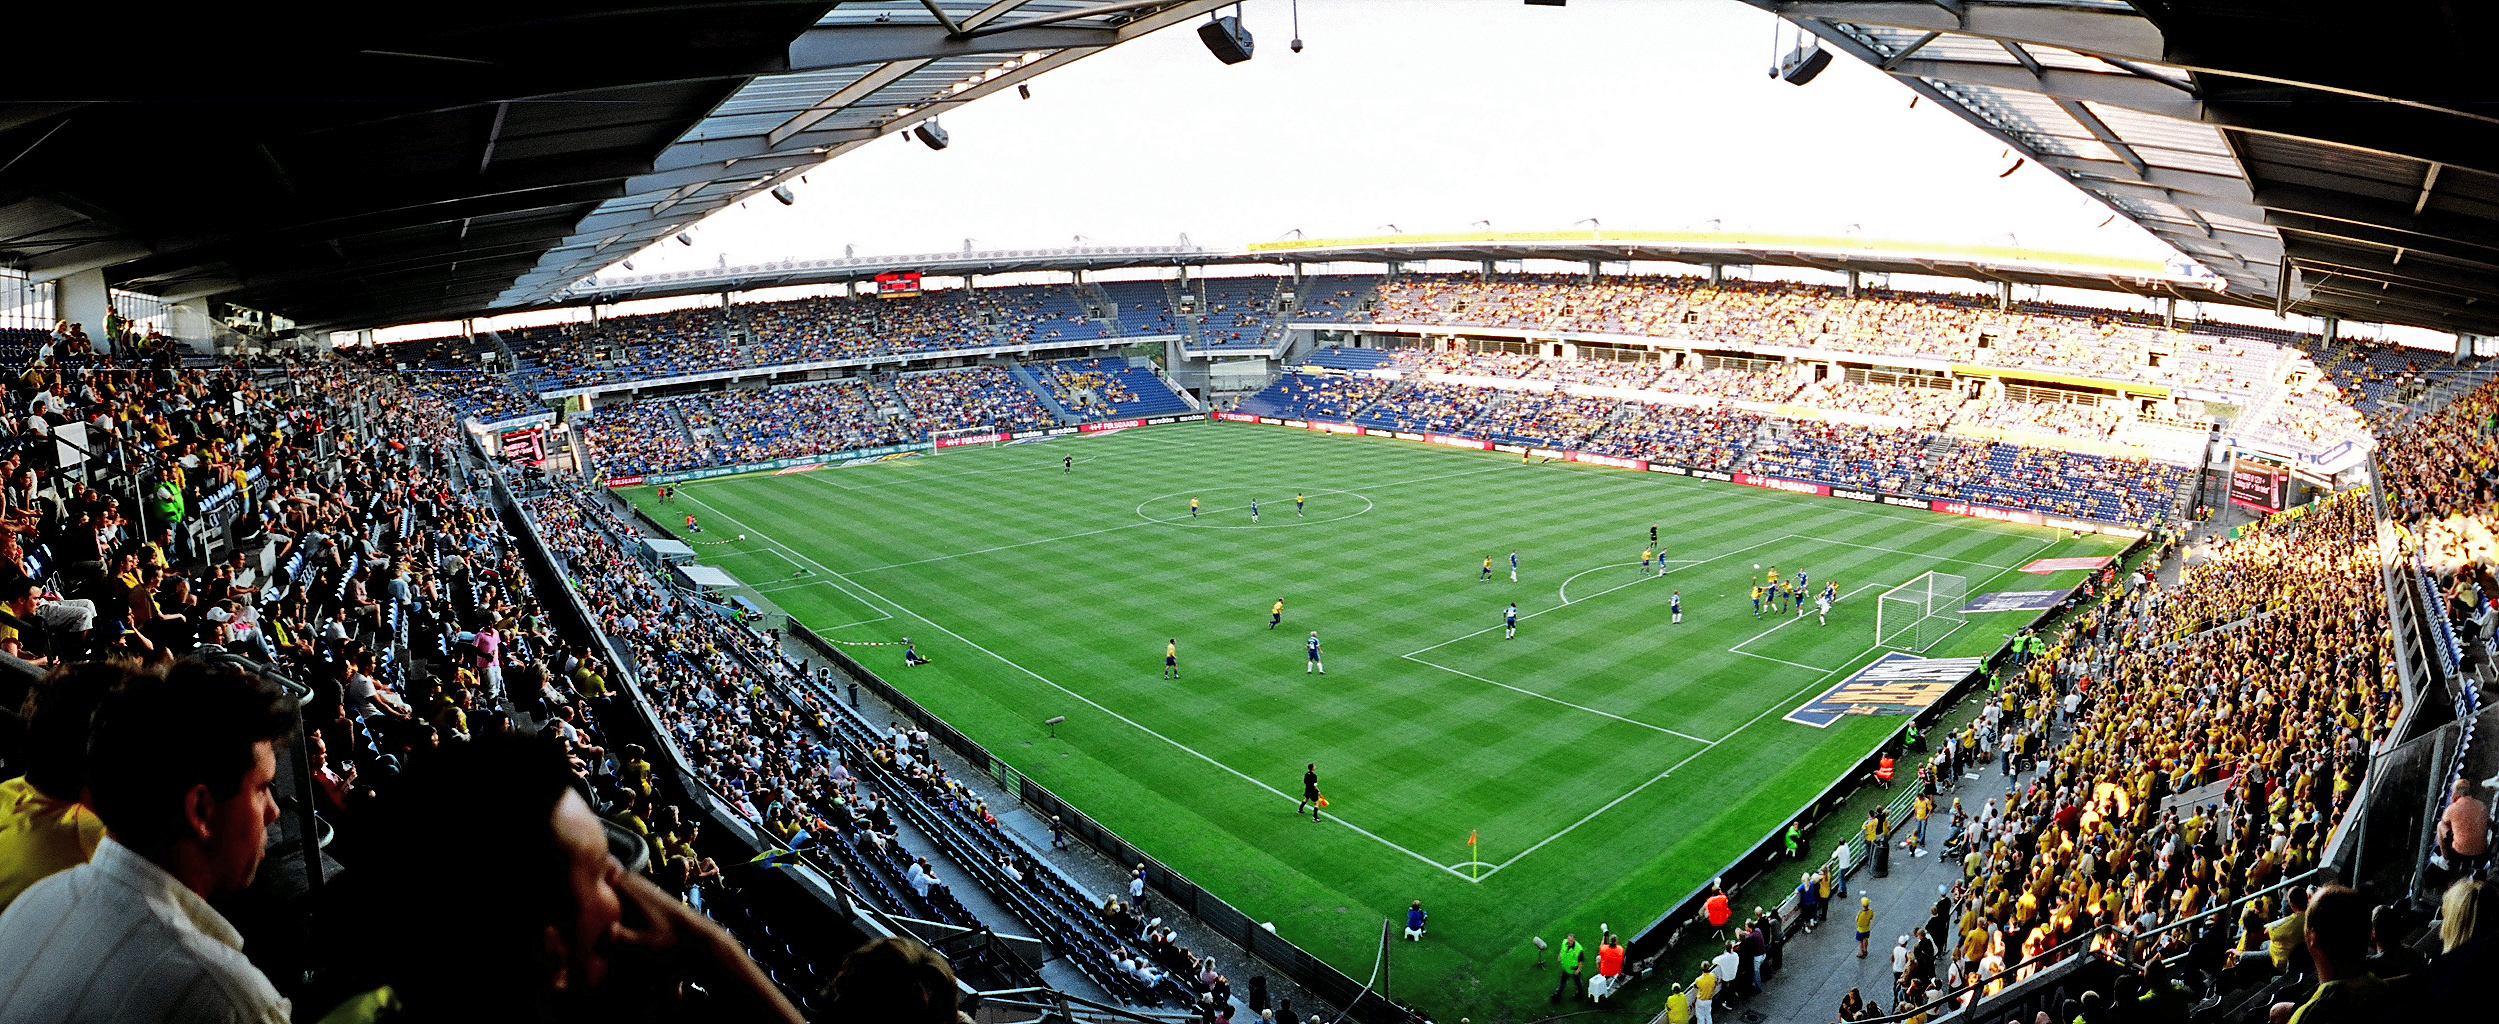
xmin=1135 ymin=489 xmax=1374 ymax=528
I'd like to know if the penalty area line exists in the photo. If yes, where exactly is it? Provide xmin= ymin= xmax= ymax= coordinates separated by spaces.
xmin=669 ymin=489 xmax=1483 ymax=882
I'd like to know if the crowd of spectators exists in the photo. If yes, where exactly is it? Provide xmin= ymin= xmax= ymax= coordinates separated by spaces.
xmin=1923 ymin=442 xmax=2190 ymax=524
xmin=893 ymin=365 xmax=1059 ymax=434
xmin=1585 ymin=402 xmax=1760 ymax=469
xmin=1855 ymin=490 xmax=2399 ymax=1020
xmin=1789 ymin=378 xmax=1965 ymax=425
xmin=1472 ymin=392 xmax=1622 ymax=449
xmin=579 ymin=401 xmax=713 ymax=477
xmin=1743 ymin=423 xmax=1931 ymax=492
xmin=710 ymin=380 xmax=913 ymax=464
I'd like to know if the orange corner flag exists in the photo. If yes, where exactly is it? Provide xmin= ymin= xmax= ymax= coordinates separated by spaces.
xmin=1468 ymin=830 xmax=1478 ymax=848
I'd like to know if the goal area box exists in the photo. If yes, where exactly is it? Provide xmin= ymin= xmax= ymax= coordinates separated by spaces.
xmin=1877 ymin=570 xmax=1966 ymax=652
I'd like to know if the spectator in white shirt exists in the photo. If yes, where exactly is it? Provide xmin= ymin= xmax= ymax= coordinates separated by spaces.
xmin=0 ymin=661 xmax=297 ymax=1023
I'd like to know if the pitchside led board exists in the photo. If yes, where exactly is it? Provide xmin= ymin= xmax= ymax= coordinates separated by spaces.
xmin=1786 ymin=653 xmax=1986 ymax=728
xmin=2229 ymin=451 xmax=2289 ymax=513
xmin=874 ymin=271 xmax=923 ymax=298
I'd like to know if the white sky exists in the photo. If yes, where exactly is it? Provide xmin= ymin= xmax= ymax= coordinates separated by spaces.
xmin=615 ymin=0 xmax=2176 ymax=274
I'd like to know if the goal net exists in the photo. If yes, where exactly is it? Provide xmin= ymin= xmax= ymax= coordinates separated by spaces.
xmin=930 ymin=424 xmax=1005 ymax=451
xmin=1876 ymin=571 xmax=1967 ymax=652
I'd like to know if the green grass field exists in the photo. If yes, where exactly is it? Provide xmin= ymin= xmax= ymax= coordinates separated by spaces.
xmin=626 ymin=420 xmax=2122 ymax=1021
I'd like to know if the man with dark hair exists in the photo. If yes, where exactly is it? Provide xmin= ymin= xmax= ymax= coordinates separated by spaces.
xmin=0 ymin=660 xmax=297 ymax=1022
xmin=2274 ymin=884 xmax=2385 ymax=1023
xmin=826 ymin=936 xmax=964 ymax=1023
xmin=0 ymin=662 xmax=124 ymax=910
xmin=334 ymin=731 xmax=800 ymax=1023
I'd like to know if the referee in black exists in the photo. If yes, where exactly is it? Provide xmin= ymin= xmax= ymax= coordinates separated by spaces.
xmin=1299 ymin=763 xmax=1322 ymax=821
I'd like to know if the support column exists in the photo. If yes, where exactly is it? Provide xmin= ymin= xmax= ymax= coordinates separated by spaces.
xmin=1585 ymin=260 xmax=1600 ymax=283
xmin=1709 ymin=264 xmax=1722 ymax=285
xmin=2323 ymin=316 xmax=2340 ymax=345
xmin=57 ymin=269 xmax=109 ymax=353
xmin=1481 ymin=259 xmax=1497 ymax=278
xmin=1846 ymin=270 xmax=1858 ymax=298
xmin=1997 ymin=281 xmax=2012 ymax=312
xmin=2458 ymin=332 xmax=2474 ymax=361
xmin=2164 ymin=297 xmax=2177 ymax=329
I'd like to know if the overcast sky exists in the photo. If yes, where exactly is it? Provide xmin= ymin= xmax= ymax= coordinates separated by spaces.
xmin=609 ymin=0 xmax=2176 ymax=277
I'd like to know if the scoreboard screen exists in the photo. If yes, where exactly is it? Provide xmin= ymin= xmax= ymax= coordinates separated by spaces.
xmin=2228 ymin=451 xmax=2287 ymax=513
xmin=500 ymin=427 xmax=546 ymax=464
xmin=874 ymin=271 xmax=923 ymax=298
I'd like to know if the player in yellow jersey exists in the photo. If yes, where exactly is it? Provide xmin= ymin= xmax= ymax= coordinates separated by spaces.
xmin=1190 ymin=497 xmax=1200 ymax=519
xmin=1751 ymin=584 xmax=1768 ymax=618
xmin=1296 ymin=493 xmax=1306 ymax=517
xmin=1481 ymin=556 xmax=1495 ymax=581
xmin=1163 ymin=639 xmax=1180 ymax=679
xmin=1270 ymin=598 xmax=1285 ymax=630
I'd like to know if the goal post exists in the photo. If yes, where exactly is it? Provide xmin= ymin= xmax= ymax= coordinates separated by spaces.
xmin=930 ymin=424 xmax=1005 ymax=451
xmin=1876 ymin=571 xmax=1967 ymax=653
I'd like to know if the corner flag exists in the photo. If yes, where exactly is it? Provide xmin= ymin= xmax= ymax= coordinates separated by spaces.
xmin=1468 ymin=830 xmax=1480 ymax=880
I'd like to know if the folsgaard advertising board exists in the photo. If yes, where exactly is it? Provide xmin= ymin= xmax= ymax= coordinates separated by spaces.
xmin=1207 ymin=413 xmax=2151 ymax=538
xmin=1785 ymin=653 xmax=1987 ymax=728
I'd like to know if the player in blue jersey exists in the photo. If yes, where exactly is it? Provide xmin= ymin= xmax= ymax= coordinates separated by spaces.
xmin=1250 ymin=498 xmax=1260 ymax=523
xmin=1305 ymin=631 xmax=1325 ymax=674
xmin=1510 ymin=550 xmax=1520 ymax=583
xmin=1823 ymin=581 xmax=1838 ymax=606
xmin=1671 ymin=590 xmax=1683 ymax=624
xmin=1504 ymin=602 xmax=1519 ymax=639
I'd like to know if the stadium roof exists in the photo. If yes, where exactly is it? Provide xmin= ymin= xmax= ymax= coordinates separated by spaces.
xmin=1747 ymin=0 xmax=2499 ymax=337
xmin=0 ymin=2 xmax=1232 ymax=331
xmin=553 ymin=229 xmax=2231 ymax=307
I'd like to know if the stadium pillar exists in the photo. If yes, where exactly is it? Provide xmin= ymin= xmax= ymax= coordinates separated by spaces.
xmin=1585 ymin=260 xmax=1599 ymax=283
xmin=2323 ymin=316 xmax=2339 ymax=345
xmin=2458 ymin=332 xmax=2474 ymax=360
xmin=1290 ymin=262 xmax=1303 ymax=283
xmin=1708 ymin=264 xmax=1722 ymax=285
xmin=2164 ymin=297 xmax=2176 ymax=329
xmin=1480 ymin=259 xmax=1496 ymax=278
xmin=57 ymin=268 xmax=108 ymax=351
xmin=1846 ymin=270 xmax=1858 ymax=298
xmin=1997 ymin=281 xmax=2011 ymax=311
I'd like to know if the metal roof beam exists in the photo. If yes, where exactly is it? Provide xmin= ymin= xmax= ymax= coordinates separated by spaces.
xmin=2255 ymin=184 xmax=2499 ymax=255
xmin=1767 ymin=2 xmax=2166 ymax=62
xmin=650 ymin=125 xmax=880 ymax=173
xmin=2291 ymin=251 xmax=2499 ymax=302
xmin=786 ymin=21 xmax=1116 ymax=69
xmin=2266 ymin=213 xmax=2499 ymax=271
xmin=2028 ymin=154 xmax=2253 ymax=201
xmin=1880 ymin=31 xmax=1941 ymax=71
xmin=2074 ymin=179 xmax=2266 ymax=224
xmin=1888 ymin=59 xmax=2201 ymax=121
xmin=2051 ymin=96 xmax=2148 ymax=177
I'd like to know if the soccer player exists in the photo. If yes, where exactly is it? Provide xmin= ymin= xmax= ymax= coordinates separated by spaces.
xmin=1191 ymin=497 xmax=1200 ymax=519
xmin=1064 ymin=454 xmax=1073 ymax=473
xmin=1751 ymin=584 xmax=1766 ymax=618
xmin=1510 ymin=550 xmax=1520 ymax=582
xmin=1296 ymin=493 xmax=1306 ymax=516
xmin=1793 ymin=581 xmax=1808 ymax=619
xmin=1796 ymin=568 xmax=1810 ymax=594
xmin=902 ymin=638 xmax=929 ymax=667
xmin=1505 ymin=602 xmax=1518 ymax=639
xmin=1481 ymin=556 xmax=1495 ymax=581
xmin=1671 ymin=591 xmax=1683 ymax=624
xmin=1270 ymin=598 xmax=1285 ymax=630
xmin=1250 ymin=498 xmax=1260 ymax=523
xmin=1300 ymin=763 xmax=1323 ymax=820
xmin=1306 ymin=631 xmax=1324 ymax=674
xmin=1164 ymin=639 xmax=1180 ymax=678
xmin=1641 ymin=548 xmax=1654 ymax=574
xmin=1823 ymin=581 xmax=1838 ymax=606
xmin=1817 ymin=589 xmax=1833 ymax=626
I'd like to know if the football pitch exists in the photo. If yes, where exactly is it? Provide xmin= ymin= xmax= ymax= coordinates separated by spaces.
xmin=626 ymin=420 xmax=2122 ymax=1020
